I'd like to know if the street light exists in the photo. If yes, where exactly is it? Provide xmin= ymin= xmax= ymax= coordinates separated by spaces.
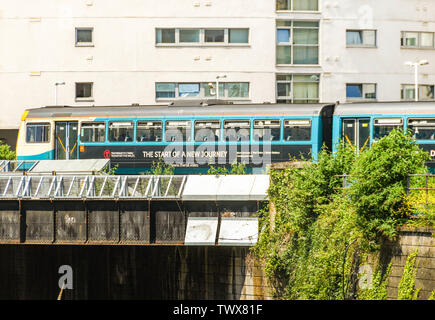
xmin=215 ymin=74 xmax=227 ymax=99
xmin=404 ymin=60 xmax=429 ymax=101
xmin=55 ymin=82 xmax=65 ymax=106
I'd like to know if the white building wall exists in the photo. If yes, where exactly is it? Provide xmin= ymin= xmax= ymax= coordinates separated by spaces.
xmin=321 ymin=0 xmax=435 ymax=103
xmin=0 ymin=0 xmax=435 ymax=133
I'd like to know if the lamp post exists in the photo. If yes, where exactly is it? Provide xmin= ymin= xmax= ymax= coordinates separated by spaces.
xmin=215 ymin=74 xmax=227 ymax=99
xmin=55 ymin=82 xmax=65 ymax=106
xmin=404 ymin=60 xmax=429 ymax=101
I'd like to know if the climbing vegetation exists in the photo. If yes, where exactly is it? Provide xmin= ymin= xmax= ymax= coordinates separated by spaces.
xmin=253 ymin=129 xmax=432 ymax=300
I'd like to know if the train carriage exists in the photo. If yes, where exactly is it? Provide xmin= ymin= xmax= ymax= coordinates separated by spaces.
xmin=332 ymin=101 xmax=435 ymax=171
xmin=16 ymin=101 xmax=335 ymax=174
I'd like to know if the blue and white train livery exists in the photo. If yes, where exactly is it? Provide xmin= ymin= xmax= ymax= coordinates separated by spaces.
xmin=16 ymin=101 xmax=334 ymax=174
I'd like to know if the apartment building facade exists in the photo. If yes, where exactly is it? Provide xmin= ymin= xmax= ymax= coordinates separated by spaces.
xmin=0 ymin=0 xmax=434 ymax=148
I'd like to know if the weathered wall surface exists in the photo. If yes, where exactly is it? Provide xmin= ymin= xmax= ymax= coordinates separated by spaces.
xmin=366 ymin=226 xmax=435 ymax=300
xmin=0 ymin=245 xmax=272 ymax=300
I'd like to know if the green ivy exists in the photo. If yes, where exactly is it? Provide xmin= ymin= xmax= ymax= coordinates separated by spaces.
xmin=397 ymin=250 xmax=421 ymax=300
xmin=253 ymin=129 xmax=431 ymax=300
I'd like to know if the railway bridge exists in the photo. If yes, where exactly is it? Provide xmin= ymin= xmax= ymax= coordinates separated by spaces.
xmin=0 ymin=160 xmax=269 ymax=299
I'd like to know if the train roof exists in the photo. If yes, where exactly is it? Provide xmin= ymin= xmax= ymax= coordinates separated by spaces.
xmin=334 ymin=101 xmax=435 ymax=116
xmin=24 ymin=102 xmax=335 ymax=119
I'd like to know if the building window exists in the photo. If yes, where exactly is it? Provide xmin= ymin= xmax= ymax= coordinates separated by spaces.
xmin=276 ymin=74 xmax=320 ymax=103
xmin=346 ymin=30 xmax=376 ymax=47
xmin=156 ymin=28 xmax=249 ymax=46
xmin=156 ymin=82 xmax=250 ymax=100
xmin=346 ymin=83 xmax=377 ymax=100
xmin=276 ymin=20 xmax=319 ymax=65
xmin=401 ymin=84 xmax=435 ymax=101
xmin=179 ymin=29 xmax=200 ymax=43
xmin=276 ymin=0 xmax=318 ymax=11
xmin=229 ymin=29 xmax=249 ymax=44
xmin=205 ymin=29 xmax=225 ymax=43
xmin=156 ymin=28 xmax=176 ymax=44
xmin=75 ymin=28 xmax=93 ymax=46
xmin=179 ymin=83 xmax=201 ymax=97
xmin=401 ymin=31 xmax=435 ymax=49
xmin=75 ymin=82 xmax=93 ymax=101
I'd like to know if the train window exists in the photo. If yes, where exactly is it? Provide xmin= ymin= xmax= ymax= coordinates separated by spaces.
xmin=284 ymin=120 xmax=311 ymax=141
xmin=224 ymin=120 xmax=251 ymax=142
xmin=373 ymin=118 xmax=403 ymax=139
xmin=165 ymin=121 xmax=192 ymax=142
xmin=194 ymin=121 xmax=220 ymax=142
xmin=408 ymin=119 xmax=435 ymax=140
xmin=137 ymin=121 xmax=162 ymax=142
xmin=80 ymin=122 xmax=105 ymax=143
xmin=108 ymin=121 xmax=134 ymax=142
xmin=253 ymin=120 xmax=281 ymax=141
xmin=26 ymin=122 xmax=50 ymax=143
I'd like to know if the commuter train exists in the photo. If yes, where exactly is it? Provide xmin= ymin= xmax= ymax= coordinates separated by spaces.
xmin=16 ymin=100 xmax=435 ymax=174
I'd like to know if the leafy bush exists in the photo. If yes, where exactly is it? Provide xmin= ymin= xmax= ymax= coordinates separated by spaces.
xmin=207 ymin=160 xmax=247 ymax=175
xmin=0 ymin=142 xmax=15 ymax=160
xmin=150 ymin=158 xmax=174 ymax=175
xmin=254 ymin=129 xmax=431 ymax=299
xmin=348 ymin=129 xmax=430 ymax=247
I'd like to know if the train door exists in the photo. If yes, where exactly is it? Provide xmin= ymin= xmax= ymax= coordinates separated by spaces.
xmin=342 ymin=118 xmax=370 ymax=152
xmin=55 ymin=121 xmax=79 ymax=160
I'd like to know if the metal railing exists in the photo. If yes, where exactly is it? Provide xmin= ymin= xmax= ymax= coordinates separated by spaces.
xmin=0 ymin=160 xmax=39 ymax=173
xmin=0 ymin=174 xmax=187 ymax=200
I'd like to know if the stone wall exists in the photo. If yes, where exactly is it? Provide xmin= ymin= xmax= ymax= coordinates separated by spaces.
xmin=367 ymin=226 xmax=435 ymax=300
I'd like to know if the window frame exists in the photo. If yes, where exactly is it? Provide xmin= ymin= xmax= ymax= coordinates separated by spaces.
xmin=253 ymin=119 xmax=281 ymax=142
xmin=276 ymin=0 xmax=319 ymax=12
xmin=80 ymin=122 xmax=106 ymax=143
xmin=401 ymin=84 xmax=435 ymax=101
xmin=164 ymin=120 xmax=192 ymax=142
xmin=155 ymin=28 xmax=250 ymax=46
xmin=407 ymin=118 xmax=435 ymax=141
xmin=108 ymin=121 xmax=134 ymax=143
xmin=401 ymin=31 xmax=435 ymax=49
xmin=283 ymin=119 xmax=312 ymax=142
xmin=346 ymin=83 xmax=377 ymax=101
xmin=373 ymin=118 xmax=404 ymax=140
xmin=155 ymin=82 xmax=250 ymax=101
xmin=346 ymin=29 xmax=377 ymax=48
xmin=75 ymin=27 xmax=94 ymax=47
xmin=276 ymin=20 xmax=319 ymax=66
xmin=194 ymin=120 xmax=221 ymax=142
xmin=75 ymin=82 xmax=94 ymax=102
xmin=136 ymin=120 xmax=163 ymax=143
xmin=276 ymin=74 xmax=320 ymax=103
xmin=25 ymin=122 xmax=51 ymax=144
xmin=223 ymin=120 xmax=251 ymax=142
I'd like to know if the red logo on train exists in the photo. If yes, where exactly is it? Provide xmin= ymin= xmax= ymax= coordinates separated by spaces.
xmin=103 ymin=150 xmax=111 ymax=159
